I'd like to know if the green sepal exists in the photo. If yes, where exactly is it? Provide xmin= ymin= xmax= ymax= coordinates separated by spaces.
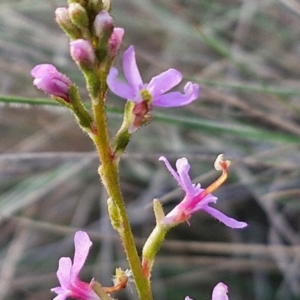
xmin=153 ymin=199 xmax=165 ymax=224
xmin=87 ymin=0 xmax=110 ymax=17
xmin=94 ymin=25 xmax=114 ymax=63
xmin=69 ymin=3 xmax=89 ymax=30
xmin=52 ymin=96 xmax=74 ymax=110
xmin=55 ymin=9 xmax=82 ymax=40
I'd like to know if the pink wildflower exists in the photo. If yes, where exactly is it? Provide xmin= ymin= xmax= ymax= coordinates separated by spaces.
xmin=93 ymin=10 xmax=114 ymax=37
xmin=185 ymin=282 xmax=229 ymax=300
xmin=31 ymin=64 xmax=72 ymax=101
xmin=108 ymin=27 xmax=124 ymax=59
xmin=70 ymin=39 xmax=95 ymax=66
xmin=106 ymin=45 xmax=199 ymax=108
xmin=51 ymin=231 xmax=99 ymax=300
xmin=211 ymin=282 xmax=229 ymax=300
xmin=159 ymin=154 xmax=247 ymax=228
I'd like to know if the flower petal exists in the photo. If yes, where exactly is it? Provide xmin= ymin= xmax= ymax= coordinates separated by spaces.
xmin=31 ymin=64 xmax=58 ymax=78
xmin=56 ymin=257 xmax=72 ymax=288
xmin=122 ymin=45 xmax=143 ymax=91
xmin=72 ymin=231 xmax=92 ymax=277
xmin=212 ymin=282 xmax=229 ymax=300
xmin=175 ymin=158 xmax=197 ymax=197
xmin=203 ymin=206 xmax=247 ymax=228
xmin=191 ymin=194 xmax=217 ymax=213
xmin=107 ymin=67 xmax=137 ymax=100
xmin=52 ymin=292 xmax=68 ymax=300
xmin=159 ymin=156 xmax=181 ymax=185
xmin=147 ymin=68 xmax=182 ymax=96
xmin=152 ymin=82 xmax=199 ymax=107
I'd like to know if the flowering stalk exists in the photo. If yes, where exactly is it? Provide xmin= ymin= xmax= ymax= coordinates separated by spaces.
xmin=91 ymin=83 xmax=153 ymax=300
xmin=68 ymin=8 xmax=154 ymax=300
xmin=32 ymin=3 xmax=153 ymax=299
xmin=142 ymin=155 xmax=247 ymax=279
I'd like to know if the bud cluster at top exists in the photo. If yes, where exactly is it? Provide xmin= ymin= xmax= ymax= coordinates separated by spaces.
xmin=55 ymin=0 xmax=124 ymax=65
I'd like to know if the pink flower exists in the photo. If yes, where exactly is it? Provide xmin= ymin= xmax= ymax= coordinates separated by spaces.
xmin=51 ymin=231 xmax=99 ymax=300
xmin=185 ymin=282 xmax=229 ymax=300
xmin=159 ymin=154 xmax=247 ymax=228
xmin=106 ymin=45 xmax=199 ymax=108
xmin=108 ymin=27 xmax=124 ymax=59
xmin=93 ymin=10 xmax=114 ymax=37
xmin=31 ymin=64 xmax=72 ymax=101
xmin=70 ymin=39 xmax=95 ymax=66
xmin=211 ymin=282 xmax=229 ymax=300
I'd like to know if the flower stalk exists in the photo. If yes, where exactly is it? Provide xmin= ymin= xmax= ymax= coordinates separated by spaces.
xmin=91 ymin=79 xmax=153 ymax=300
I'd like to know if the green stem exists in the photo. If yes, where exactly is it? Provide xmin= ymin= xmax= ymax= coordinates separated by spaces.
xmin=91 ymin=91 xmax=153 ymax=300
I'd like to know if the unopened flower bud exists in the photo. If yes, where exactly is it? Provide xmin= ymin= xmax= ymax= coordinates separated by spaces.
xmin=108 ymin=27 xmax=124 ymax=59
xmin=55 ymin=7 xmax=81 ymax=39
xmin=93 ymin=10 xmax=113 ymax=37
xmin=70 ymin=39 xmax=95 ymax=67
xmin=68 ymin=3 xmax=89 ymax=29
xmin=31 ymin=64 xmax=72 ymax=102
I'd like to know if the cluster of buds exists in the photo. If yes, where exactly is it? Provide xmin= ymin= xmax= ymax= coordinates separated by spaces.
xmin=55 ymin=0 xmax=124 ymax=65
xmin=31 ymin=0 xmax=124 ymax=136
xmin=32 ymin=0 xmax=124 ymax=102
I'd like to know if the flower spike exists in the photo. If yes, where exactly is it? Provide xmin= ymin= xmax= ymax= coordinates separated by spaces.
xmin=159 ymin=155 xmax=247 ymax=228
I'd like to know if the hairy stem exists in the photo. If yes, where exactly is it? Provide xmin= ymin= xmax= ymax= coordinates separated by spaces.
xmin=91 ymin=83 xmax=153 ymax=300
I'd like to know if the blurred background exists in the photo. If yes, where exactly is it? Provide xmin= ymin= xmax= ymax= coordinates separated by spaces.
xmin=1 ymin=0 xmax=300 ymax=299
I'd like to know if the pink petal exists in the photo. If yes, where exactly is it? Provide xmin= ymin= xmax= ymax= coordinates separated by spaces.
xmin=107 ymin=67 xmax=137 ymax=100
xmin=108 ymin=27 xmax=124 ymax=58
xmin=52 ymin=293 xmax=68 ymax=300
xmin=159 ymin=156 xmax=181 ymax=184
xmin=72 ymin=231 xmax=92 ymax=277
xmin=147 ymin=68 xmax=182 ymax=96
xmin=212 ymin=282 xmax=229 ymax=300
xmin=31 ymin=64 xmax=57 ymax=78
xmin=204 ymin=206 xmax=247 ymax=229
xmin=56 ymin=257 xmax=72 ymax=288
xmin=175 ymin=158 xmax=197 ymax=197
xmin=70 ymin=39 xmax=95 ymax=65
xmin=190 ymin=193 xmax=217 ymax=211
xmin=122 ymin=45 xmax=143 ymax=91
xmin=152 ymin=82 xmax=199 ymax=107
